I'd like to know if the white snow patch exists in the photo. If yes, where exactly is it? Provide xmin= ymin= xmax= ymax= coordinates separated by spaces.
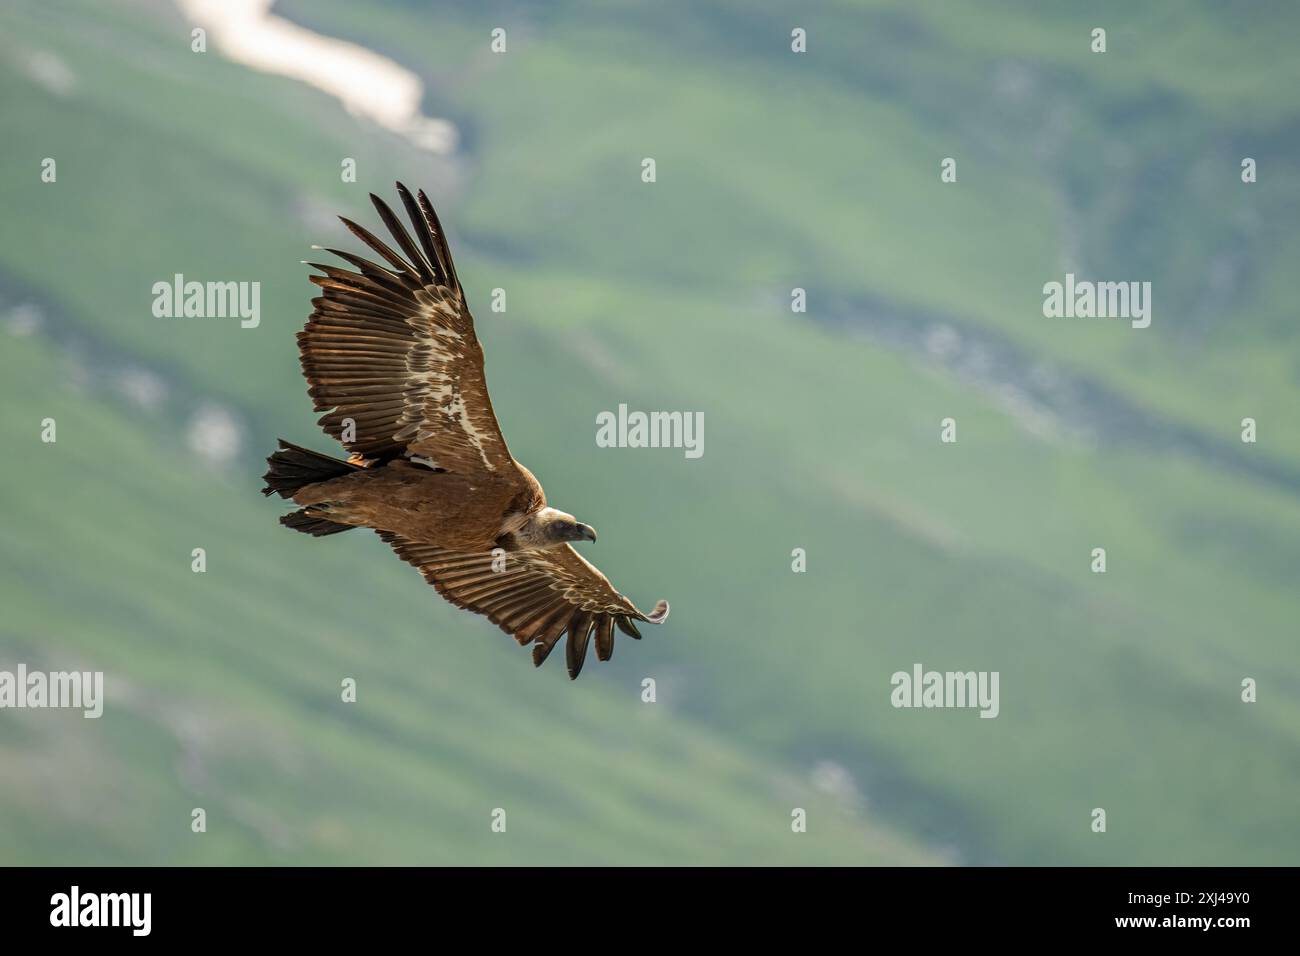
xmin=177 ymin=0 xmax=458 ymax=154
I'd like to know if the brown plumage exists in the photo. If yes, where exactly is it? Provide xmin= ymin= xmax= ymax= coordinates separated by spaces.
xmin=262 ymin=183 xmax=668 ymax=679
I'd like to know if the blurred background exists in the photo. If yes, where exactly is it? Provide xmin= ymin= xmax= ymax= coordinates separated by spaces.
xmin=2 ymin=0 xmax=1298 ymax=865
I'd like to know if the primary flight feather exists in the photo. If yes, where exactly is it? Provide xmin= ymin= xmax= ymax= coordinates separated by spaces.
xmin=262 ymin=183 xmax=668 ymax=678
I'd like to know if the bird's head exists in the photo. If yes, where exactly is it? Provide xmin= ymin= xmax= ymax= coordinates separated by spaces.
xmin=515 ymin=507 xmax=596 ymax=548
xmin=549 ymin=508 xmax=597 ymax=543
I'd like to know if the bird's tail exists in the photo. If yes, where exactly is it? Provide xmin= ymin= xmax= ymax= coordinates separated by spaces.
xmin=262 ymin=440 xmax=361 ymax=537
xmin=261 ymin=439 xmax=359 ymax=498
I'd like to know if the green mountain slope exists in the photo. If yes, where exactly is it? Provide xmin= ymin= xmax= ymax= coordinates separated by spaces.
xmin=1 ymin=0 xmax=1298 ymax=864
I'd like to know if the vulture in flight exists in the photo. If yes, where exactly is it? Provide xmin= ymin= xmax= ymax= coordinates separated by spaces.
xmin=262 ymin=183 xmax=668 ymax=678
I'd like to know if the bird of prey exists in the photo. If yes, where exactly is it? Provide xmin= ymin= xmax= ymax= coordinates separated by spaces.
xmin=262 ymin=183 xmax=668 ymax=678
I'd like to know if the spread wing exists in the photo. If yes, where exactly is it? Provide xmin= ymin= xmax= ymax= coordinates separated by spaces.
xmin=379 ymin=532 xmax=670 ymax=679
xmin=300 ymin=182 xmax=513 ymax=474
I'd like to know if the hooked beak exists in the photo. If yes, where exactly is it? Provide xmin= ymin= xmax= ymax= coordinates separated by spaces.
xmin=575 ymin=523 xmax=597 ymax=542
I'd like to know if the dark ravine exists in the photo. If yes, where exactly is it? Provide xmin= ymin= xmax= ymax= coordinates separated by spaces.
xmin=806 ymin=291 xmax=1300 ymax=500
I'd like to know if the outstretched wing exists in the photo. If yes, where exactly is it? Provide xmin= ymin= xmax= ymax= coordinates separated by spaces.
xmin=379 ymin=532 xmax=670 ymax=680
xmin=300 ymin=182 xmax=513 ymax=474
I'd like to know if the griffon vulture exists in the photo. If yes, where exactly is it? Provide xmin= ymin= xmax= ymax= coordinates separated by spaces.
xmin=262 ymin=183 xmax=668 ymax=678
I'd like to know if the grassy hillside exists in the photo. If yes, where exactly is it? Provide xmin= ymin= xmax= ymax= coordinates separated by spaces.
xmin=1 ymin=0 xmax=1298 ymax=864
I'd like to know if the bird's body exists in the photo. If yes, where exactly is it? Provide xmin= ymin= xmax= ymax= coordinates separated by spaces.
xmin=262 ymin=183 xmax=667 ymax=678
xmin=291 ymin=457 xmax=542 ymax=551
